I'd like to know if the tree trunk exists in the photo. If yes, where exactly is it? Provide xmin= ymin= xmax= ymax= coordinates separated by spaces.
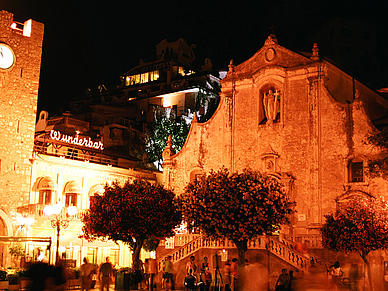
xmin=362 ymin=252 xmax=374 ymax=291
xmin=132 ymin=240 xmax=144 ymax=270
xmin=235 ymin=239 xmax=247 ymax=266
xmin=234 ymin=239 xmax=247 ymax=291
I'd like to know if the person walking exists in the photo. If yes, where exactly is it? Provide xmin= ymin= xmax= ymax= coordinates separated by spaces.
xmin=149 ymin=258 xmax=158 ymax=291
xmin=80 ymin=257 xmax=94 ymax=291
xmin=330 ymin=261 xmax=343 ymax=290
xmin=163 ymin=256 xmax=175 ymax=290
xmin=224 ymin=260 xmax=232 ymax=291
xmin=230 ymin=258 xmax=238 ymax=291
xmin=99 ymin=257 xmax=113 ymax=291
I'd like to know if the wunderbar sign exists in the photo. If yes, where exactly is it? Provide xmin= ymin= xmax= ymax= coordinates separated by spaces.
xmin=49 ymin=130 xmax=104 ymax=150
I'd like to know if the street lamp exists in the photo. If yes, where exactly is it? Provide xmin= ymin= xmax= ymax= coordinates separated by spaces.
xmin=44 ymin=201 xmax=77 ymax=264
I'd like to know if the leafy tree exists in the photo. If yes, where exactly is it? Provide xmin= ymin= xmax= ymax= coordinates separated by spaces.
xmin=144 ymin=107 xmax=190 ymax=170
xmin=81 ymin=178 xmax=181 ymax=270
xmin=195 ymin=87 xmax=220 ymax=123
xmin=179 ymin=167 xmax=295 ymax=267
xmin=321 ymin=196 xmax=388 ymax=291
xmin=366 ymin=127 xmax=388 ymax=178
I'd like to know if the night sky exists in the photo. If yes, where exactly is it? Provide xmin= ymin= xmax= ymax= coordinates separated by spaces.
xmin=2 ymin=0 xmax=388 ymax=115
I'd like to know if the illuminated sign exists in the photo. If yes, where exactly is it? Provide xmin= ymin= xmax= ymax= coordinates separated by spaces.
xmin=49 ymin=130 xmax=104 ymax=150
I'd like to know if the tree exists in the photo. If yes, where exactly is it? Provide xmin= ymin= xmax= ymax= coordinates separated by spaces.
xmin=179 ymin=167 xmax=295 ymax=267
xmin=144 ymin=107 xmax=190 ymax=170
xmin=366 ymin=127 xmax=388 ymax=178
xmin=81 ymin=178 xmax=181 ymax=270
xmin=321 ymin=196 xmax=388 ymax=291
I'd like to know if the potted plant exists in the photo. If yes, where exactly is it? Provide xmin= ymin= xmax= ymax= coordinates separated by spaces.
xmin=9 ymin=243 xmax=25 ymax=268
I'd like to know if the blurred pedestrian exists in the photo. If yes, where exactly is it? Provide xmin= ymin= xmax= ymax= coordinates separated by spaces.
xmin=149 ymin=258 xmax=158 ymax=291
xmin=163 ymin=256 xmax=175 ymax=290
xmin=99 ymin=257 xmax=113 ymax=291
xmin=224 ymin=260 xmax=231 ymax=291
xmin=230 ymin=258 xmax=238 ymax=291
xmin=349 ymin=263 xmax=359 ymax=291
xmin=330 ymin=261 xmax=343 ymax=290
xmin=80 ymin=258 xmax=94 ymax=291
xmin=275 ymin=269 xmax=290 ymax=291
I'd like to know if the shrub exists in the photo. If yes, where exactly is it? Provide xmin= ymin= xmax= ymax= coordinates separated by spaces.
xmin=6 ymin=274 xmax=19 ymax=285
xmin=0 ymin=270 xmax=7 ymax=281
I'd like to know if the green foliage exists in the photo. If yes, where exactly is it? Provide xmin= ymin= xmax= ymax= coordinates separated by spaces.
xmin=142 ymin=236 xmax=160 ymax=252
xmin=179 ymin=167 xmax=295 ymax=265
xmin=15 ymin=270 xmax=28 ymax=278
xmin=144 ymin=107 xmax=190 ymax=168
xmin=195 ymin=87 xmax=220 ymax=123
xmin=82 ymin=178 xmax=181 ymax=270
xmin=321 ymin=196 xmax=388 ymax=262
xmin=0 ymin=270 xmax=7 ymax=281
xmin=6 ymin=273 xmax=19 ymax=285
xmin=8 ymin=243 xmax=25 ymax=258
xmin=366 ymin=128 xmax=388 ymax=178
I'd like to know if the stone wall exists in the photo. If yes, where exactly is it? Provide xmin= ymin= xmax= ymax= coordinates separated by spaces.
xmin=163 ymin=37 xmax=388 ymax=236
xmin=0 ymin=10 xmax=44 ymax=225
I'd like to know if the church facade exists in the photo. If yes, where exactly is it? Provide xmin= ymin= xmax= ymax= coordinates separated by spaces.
xmin=162 ymin=35 xmax=388 ymax=238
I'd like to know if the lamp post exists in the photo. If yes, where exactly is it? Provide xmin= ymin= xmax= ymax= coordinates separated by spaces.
xmin=44 ymin=201 xmax=77 ymax=265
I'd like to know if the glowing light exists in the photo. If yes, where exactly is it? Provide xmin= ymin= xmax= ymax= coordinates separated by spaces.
xmin=49 ymin=130 xmax=104 ymax=150
xmin=23 ymin=20 xmax=32 ymax=37
xmin=163 ymin=98 xmax=171 ymax=108
xmin=68 ymin=205 xmax=78 ymax=216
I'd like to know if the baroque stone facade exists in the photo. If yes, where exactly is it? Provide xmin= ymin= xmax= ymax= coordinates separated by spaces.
xmin=162 ymin=34 xmax=388 ymax=236
xmin=0 ymin=11 xmax=44 ymax=239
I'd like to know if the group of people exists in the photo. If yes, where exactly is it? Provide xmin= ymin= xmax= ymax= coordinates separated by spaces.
xmin=274 ymin=260 xmax=347 ymax=291
xmin=80 ymin=256 xmax=114 ymax=291
xmin=183 ymin=256 xmax=213 ymax=291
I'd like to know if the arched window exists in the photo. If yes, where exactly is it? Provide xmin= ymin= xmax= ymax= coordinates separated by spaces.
xmin=38 ymin=176 xmax=57 ymax=205
xmin=88 ymin=184 xmax=105 ymax=209
xmin=63 ymin=180 xmax=82 ymax=207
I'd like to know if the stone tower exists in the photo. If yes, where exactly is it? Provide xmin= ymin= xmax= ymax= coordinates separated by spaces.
xmin=0 ymin=10 xmax=44 ymax=239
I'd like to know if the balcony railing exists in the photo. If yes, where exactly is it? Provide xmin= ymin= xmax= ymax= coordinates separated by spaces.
xmin=18 ymin=203 xmax=87 ymax=220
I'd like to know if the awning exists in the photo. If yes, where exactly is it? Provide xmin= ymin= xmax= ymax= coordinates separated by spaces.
xmin=60 ymin=236 xmax=118 ymax=248
xmin=64 ymin=180 xmax=82 ymax=194
xmin=38 ymin=176 xmax=57 ymax=190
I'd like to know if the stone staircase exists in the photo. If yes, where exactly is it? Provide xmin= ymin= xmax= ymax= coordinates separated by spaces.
xmin=157 ymin=234 xmax=330 ymax=273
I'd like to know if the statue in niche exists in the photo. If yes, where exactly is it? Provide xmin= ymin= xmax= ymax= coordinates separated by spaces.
xmin=263 ymin=89 xmax=280 ymax=122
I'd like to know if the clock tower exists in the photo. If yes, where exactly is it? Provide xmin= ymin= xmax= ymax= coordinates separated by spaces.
xmin=0 ymin=10 xmax=44 ymax=241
